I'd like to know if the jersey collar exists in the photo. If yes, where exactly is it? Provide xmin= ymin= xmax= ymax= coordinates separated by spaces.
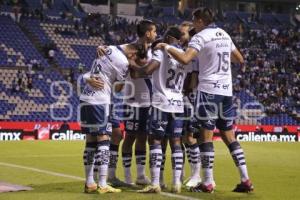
xmin=116 ymin=45 xmax=127 ymax=57
xmin=205 ymin=23 xmax=218 ymax=29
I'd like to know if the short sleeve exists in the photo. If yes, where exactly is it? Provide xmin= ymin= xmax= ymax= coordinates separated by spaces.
xmin=82 ymin=72 xmax=91 ymax=83
xmin=188 ymin=33 xmax=205 ymax=52
xmin=151 ymin=49 xmax=163 ymax=63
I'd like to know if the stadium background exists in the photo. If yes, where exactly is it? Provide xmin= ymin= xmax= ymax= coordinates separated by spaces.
xmin=0 ymin=0 xmax=299 ymax=199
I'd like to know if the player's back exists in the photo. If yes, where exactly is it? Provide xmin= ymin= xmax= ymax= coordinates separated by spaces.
xmin=151 ymin=46 xmax=187 ymax=113
xmin=189 ymin=25 xmax=235 ymax=96
xmin=80 ymin=45 xmax=128 ymax=105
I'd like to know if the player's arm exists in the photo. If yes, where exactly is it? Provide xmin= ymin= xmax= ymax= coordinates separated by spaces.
xmin=183 ymin=71 xmax=198 ymax=95
xmin=130 ymin=59 xmax=160 ymax=78
xmin=231 ymin=49 xmax=244 ymax=65
xmin=155 ymin=43 xmax=198 ymax=65
xmin=82 ymin=72 xmax=104 ymax=90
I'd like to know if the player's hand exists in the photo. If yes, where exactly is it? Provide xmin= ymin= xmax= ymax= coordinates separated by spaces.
xmin=97 ymin=45 xmax=108 ymax=58
xmin=86 ymin=77 xmax=104 ymax=90
xmin=154 ymin=43 xmax=168 ymax=50
xmin=128 ymin=59 xmax=140 ymax=70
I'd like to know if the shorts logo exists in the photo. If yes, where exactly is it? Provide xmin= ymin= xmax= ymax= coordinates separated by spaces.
xmin=226 ymin=121 xmax=233 ymax=127
xmin=174 ymin=128 xmax=183 ymax=134
xmin=126 ymin=121 xmax=134 ymax=131
xmin=106 ymin=123 xmax=112 ymax=132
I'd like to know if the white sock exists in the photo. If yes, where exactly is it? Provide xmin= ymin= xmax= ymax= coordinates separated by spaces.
xmin=150 ymin=145 xmax=162 ymax=186
xmin=135 ymin=151 xmax=146 ymax=178
xmin=108 ymin=144 xmax=119 ymax=179
xmin=171 ymin=146 xmax=183 ymax=185
xmin=96 ymin=141 xmax=110 ymax=187
xmin=122 ymin=153 xmax=132 ymax=183
xmin=83 ymin=144 xmax=96 ymax=185
xmin=189 ymin=144 xmax=201 ymax=179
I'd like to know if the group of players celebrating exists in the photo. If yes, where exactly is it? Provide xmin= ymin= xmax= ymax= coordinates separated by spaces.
xmin=79 ymin=7 xmax=254 ymax=195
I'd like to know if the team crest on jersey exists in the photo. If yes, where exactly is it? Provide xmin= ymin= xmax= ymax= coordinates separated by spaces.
xmin=216 ymin=32 xmax=224 ymax=37
xmin=105 ymin=47 xmax=112 ymax=55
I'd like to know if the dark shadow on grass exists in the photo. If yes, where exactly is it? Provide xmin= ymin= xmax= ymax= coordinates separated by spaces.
xmin=27 ymin=181 xmax=146 ymax=194
xmin=179 ymin=187 xmax=261 ymax=200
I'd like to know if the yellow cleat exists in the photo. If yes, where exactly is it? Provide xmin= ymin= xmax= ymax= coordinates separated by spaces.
xmin=137 ymin=185 xmax=161 ymax=193
xmin=97 ymin=185 xmax=122 ymax=194
xmin=84 ymin=183 xmax=98 ymax=193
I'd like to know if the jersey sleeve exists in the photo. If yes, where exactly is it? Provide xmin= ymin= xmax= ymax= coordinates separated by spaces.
xmin=188 ymin=33 xmax=205 ymax=52
xmin=115 ymin=65 xmax=128 ymax=82
xmin=82 ymin=72 xmax=91 ymax=83
xmin=151 ymin=49 xmax=163 ymax=63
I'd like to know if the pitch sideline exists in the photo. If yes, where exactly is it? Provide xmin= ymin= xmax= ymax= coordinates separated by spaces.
xmin=0 ymin=161 xmax=200 ymax=200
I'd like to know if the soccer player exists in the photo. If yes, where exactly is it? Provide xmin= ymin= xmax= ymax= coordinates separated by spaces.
xmin=80 ymin=43 xmax=141 ymax=194
xmin=130 ymin=26 xmax=187 ymax=194
xmin=155 ymin=8 xmax=254 ymax=193
xmin=179 ymin=22 xmax=202 ymax=188
xmin=121 ymin=19 xmax=157 ymax=186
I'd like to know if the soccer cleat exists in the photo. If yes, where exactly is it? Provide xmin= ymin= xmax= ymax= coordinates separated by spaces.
xmin=136 ymin=176 xmax=151 ymax=185
xmin=233 ymin=180 xmax=254 ymax=193
xmin=171 ymin=183 xmax=182 ymax=193
xmin=190 ymin=183 xmax=215 ymax=193
xmin=185 ymin=176 xmax=202 ymax=188
xmin=97 ymin=185 xmax=122 ymax=194
xmin=137 ymin=185 xmax=161 ymax=193
xmin=84 ymin=183 xmax=98 ymax=193
xmin=108 ymin=177 xmax=133 ymax=187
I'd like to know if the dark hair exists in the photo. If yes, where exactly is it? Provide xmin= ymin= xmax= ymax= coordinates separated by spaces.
xmin=151 ymin=38 xmax=163 ymax=50
xmin=188 ymin=27 xmax=196 ymax=37
xmin=136 ymin=19 xmax=156 ymax=38
xmin=163 ymin=26 xmax=183 ymax=40
xmin=132 ymin=43 xmax=147 ymax=59
xmin=192 ymin=7 xmax=214 ymax=25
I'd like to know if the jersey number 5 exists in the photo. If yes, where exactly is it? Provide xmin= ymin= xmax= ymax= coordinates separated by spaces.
xmin=217 ymin=52 xmax=229 ymax=73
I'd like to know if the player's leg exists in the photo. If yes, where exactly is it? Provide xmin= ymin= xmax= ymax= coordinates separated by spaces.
xmin=81 ymin=102 xmax=120 ymax=193
xmin=80 ymin=102 xmax=98 ymax=193
xmin=138 ymin=107 xmax=164 ymax=193
xmin=108 ymin=98 xmax=127 ymax=186
xmin=83 ymin=134 xmax=98 ymax=193
xmin=96 ymin=133 xmax=121 ymax=194
xmin=218 ymin=96 xmax=253 ymax=193
xmin=190 ymin=91 xmax=217 ymax=193
xmin=169 ymin=112 xmax=185 ymax=193
xmin=183 ymin=121 xmax=201 ymax=187
xmin=160 ymin=136 xmax=168 ymax=189
xmin=108 ymin=125 xmax=126 ymax=186
xmin=135 ymin=107 xmax=151 ymax=185
xmin=121 ymin=106 xmax=137 ymax=185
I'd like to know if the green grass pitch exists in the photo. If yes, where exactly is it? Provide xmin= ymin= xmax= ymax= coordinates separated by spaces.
xmin=0 ymin=141 xmax=299 ymax=200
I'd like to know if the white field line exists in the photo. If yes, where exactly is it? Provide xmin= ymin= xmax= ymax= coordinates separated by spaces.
xmin=0 ymin=162 xmax=201 ymax=200
xmin=0 ymin=154 xmax=81 ymax=158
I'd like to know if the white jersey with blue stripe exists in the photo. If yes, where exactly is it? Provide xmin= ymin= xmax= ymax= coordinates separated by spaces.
xmin=123 ymin=49 xmax=152 ymax=107
xmin=151 ymin=45 xmax=188 ymax=113
xmin=80 ymin=45 xmax=128 ymax=105
xmin=188 ymin=23 xmax=236 ymax=96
